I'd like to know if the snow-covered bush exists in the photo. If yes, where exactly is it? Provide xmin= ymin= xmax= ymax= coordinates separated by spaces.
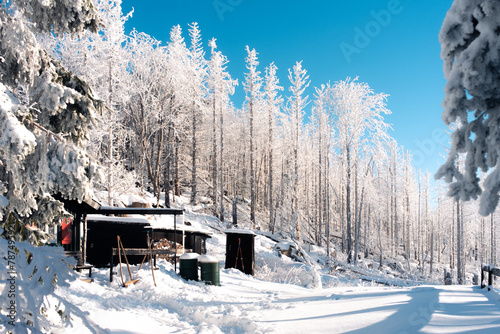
xmin=0 ymin=231 xmax=104 ymax=333
xmin=255 ymin=241 xmax=322 ymax=289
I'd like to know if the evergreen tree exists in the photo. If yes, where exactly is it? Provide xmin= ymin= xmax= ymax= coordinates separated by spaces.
xmin=437 ymin=0 xmax=500 ymax=216
xmin=0 ymin=0 xmax=101 ymax=232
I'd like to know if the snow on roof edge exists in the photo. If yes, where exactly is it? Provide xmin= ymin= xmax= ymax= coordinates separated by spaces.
xmin=224 ymin=229 xmax=256 ymax=236
xmin=87 ymin=214 xmax=150 ymax=225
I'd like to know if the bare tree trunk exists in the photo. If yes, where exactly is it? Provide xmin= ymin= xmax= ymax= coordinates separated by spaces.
xmin=269 ymin=113 xmax=274 ymax=232
xmin=491 ymin=212 xmax=495 ymax=264
xmin=430 ymin=228 xmax=434 ymax=276
xmin=354 ymin=161 xmax=359 ymax=264
xmin=406 ymin=189 xmax=411 ymax=272
xmin=293 ymin=101 xmax=300 ymax=241
xmin=417 ymin=176 xmax=421 ymax=266
xmin=364 ymin=205 xmax=370 ymax=258
xmin=268 ymin=103 xmax=275 ymax=233
xmin=318 ymin=126 xmax=322 ymax=246
xmin=393 ymin=154 xmax=398 ymax=256
xmin=219 ymin=100 xmax=225 ymax=222
xmin=190 ymin=102 xmax=197 ymax=204
xmin=346 ymin=145 xmax=352 ymax=263
xmin=250 ymin=97 xmax=256 ymax=227
xmin=341 ymin=165 xmax=345 ymax=253
xmin=378 ymin=218 xmax=383 ymax=270
xmin=174 ymin=137 xmax=180 ymax=197
xmin=326 ymin=151 xmax=331 ymax=257
xmin=107 ymin=58 xmax=113 ymax=206
xmin=212 ymin=96 xmax=218 ymax=216
xmin=457 ymin=199 xmax=463 ymax=284
xmin=451 ymin=200 xmax=455 ymax=270
xmin=164 ymin=141 xmax=171 ymax=208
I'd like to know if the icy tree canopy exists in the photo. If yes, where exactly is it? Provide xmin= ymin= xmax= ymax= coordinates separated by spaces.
xmin=436 ymin=0 xmax=500 ymax=216
xmin=0 ymin=0 xmax=101 ymax=228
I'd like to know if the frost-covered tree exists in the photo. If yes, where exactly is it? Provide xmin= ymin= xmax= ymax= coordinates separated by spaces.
xmin=0 ymin=0 xmax=101 ymax=231
xmin=329 ymin=78 xmax=390 ymax=263
xmin=0 ymin=1 xmax=104 ymax=331
xmin=166 ymin=25 xmax=190 ymax=199
xmin=188 ymin=23 xmax=207 ymax=205
xmin=436 ymin=0 xmax=500 ymax=216
xmin=41 ymin=0 xmax=134 ymax=206
xmin=126 ymin=30 xmax=171 ymax=204
xmin=243 ymin=46 xmax=262 ymax=227
xmin=264 ymin=62 xmax=283 ymax=233
xmin=287 ymin=61 xmax=310 ymax=241
xmin=311 ymin=84 xmax=331 ymax=245
xmin=208 ymin=38 xmax=237 ymax=219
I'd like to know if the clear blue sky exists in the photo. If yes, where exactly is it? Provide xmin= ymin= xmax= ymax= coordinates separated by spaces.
xmin=123 ymin=0 xmax=455 ymax=176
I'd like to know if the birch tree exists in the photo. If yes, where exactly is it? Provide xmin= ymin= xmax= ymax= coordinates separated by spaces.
xmin=165 ymin=25 xmax=190 ymax=201
xmin=188 ymin=23 xmax=207 ymax=204
xmin=264 ymin=62 xmax=283 ymax=232
xmin=243 ymin=46 xmax=262 ymax=227
xmin=287 ymin=61 xmax=310 ymax=241
xmin=126 ymin=31 xmax=172 ymax=203
xmin=208 ymin=38 xmax=237 ymax=219
xmin=329 ymin=78 xmax=390 ymax=263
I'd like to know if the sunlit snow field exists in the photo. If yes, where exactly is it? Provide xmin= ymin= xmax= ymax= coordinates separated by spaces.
xmin=47 ymin=220 xmax=500 ymax=334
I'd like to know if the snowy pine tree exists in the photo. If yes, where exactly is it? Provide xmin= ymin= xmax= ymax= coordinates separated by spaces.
xmin=436 ymin=0 xmax=500 ymax=216
xmin=0 ymin=0 xmax=102 ymax=232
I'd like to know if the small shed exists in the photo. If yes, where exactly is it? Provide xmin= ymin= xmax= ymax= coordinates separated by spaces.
xmin=55 ymin=196 xmax=185 ymax=267
xmin=225 ymin=229 xmax=256 ymax=275
xmin=86 ymin=215 xmax=150 ymax=267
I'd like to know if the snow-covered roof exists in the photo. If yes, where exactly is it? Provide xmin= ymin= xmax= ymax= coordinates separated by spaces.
xmin=87 ymin=214 xmax=150 ymax=225
xmin=118 ymin=194 xmax=149 ymax=207
xmin=224 ymin=229 xmax=256 ymax=236
xmin=149 ymin=215 xmax=212 ymax=235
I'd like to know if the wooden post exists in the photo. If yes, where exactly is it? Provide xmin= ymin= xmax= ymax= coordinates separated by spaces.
xmin=110 ymin=248 xmax=114 ymax=283
xmin=121 ymin=240 xmax=133 ymax=279
xmin=148 ymin=234 xmax=156 ymax=287
xmin=82 ymin=214 xmax=87 ymax=265
xmin=481 ymin=265 xmax=485 ymax=289
xmin=489 ymin=268 xmax=493 ymax=291
xmin=174 ymin=214 xmax=177 ymax=272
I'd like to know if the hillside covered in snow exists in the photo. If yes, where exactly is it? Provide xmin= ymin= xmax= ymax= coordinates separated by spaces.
xmin=2 ymin=195 xmax=500 ymax=333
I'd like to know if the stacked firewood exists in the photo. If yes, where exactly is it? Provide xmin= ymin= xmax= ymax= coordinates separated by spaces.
xmin=153 ymin=239 xmax=183 ymax=261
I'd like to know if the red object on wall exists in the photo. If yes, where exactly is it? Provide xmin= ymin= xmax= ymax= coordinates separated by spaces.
xmin=61 ymin=218 xmax=72 ymax=245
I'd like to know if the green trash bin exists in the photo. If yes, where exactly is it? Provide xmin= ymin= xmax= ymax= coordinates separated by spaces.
xmin=179 ymin=253 xmax=199 ymax=281
xmin=199 ymin=255 xmax=220 ymax=286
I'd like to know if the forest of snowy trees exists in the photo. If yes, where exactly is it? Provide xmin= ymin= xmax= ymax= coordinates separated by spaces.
xmin=1 ymin=0 xmax=499 ymax=285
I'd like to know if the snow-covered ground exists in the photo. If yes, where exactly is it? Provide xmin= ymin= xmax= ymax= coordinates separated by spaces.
xmin=3 ymin=206 xmax=500 ymax=333
xmin=48 ymin=217 xmax=500 ymax=334
xmin=52 ymin=261 xmax=500 ymax=333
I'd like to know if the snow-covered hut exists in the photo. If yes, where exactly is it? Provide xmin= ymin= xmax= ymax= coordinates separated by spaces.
xmin=55 ymin=195 xmax=189 ymax=267
xmin=224 ymin=229 xmax=256 ymax=275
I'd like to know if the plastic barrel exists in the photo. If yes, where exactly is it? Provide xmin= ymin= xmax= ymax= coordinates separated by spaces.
xmin=179 ymin=253 xmax=199 ymax=281
xmin=198 ymin=255 xmax=220 ymax=286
